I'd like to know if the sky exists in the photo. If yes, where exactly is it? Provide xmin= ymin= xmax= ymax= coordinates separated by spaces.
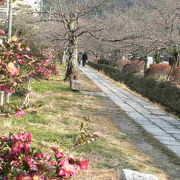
xmin=24 ymin=0 xmax=39 ymax=7
xmin=24 ymin=0 xmax=36 ymax=5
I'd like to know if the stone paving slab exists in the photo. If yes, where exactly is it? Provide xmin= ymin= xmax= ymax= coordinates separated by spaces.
xmin=80 ymin=66 xmax=180 ymax=157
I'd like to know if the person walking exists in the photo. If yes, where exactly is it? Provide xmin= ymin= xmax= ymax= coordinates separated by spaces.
xmin=78 ymin=52 xmax=82 ymax=66
xmin=82 ymin=52 xmax=88 ymax=67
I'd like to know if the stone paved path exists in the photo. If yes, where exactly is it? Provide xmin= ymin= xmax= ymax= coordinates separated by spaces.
xmin=80 ymin=66 xmax=180 ymax=157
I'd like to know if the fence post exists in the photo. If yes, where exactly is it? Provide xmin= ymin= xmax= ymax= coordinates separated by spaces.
xmin=0 ymin=91 xmax=5 ymax=106
xmin=4 ymin=93 xmax=10 ymax=104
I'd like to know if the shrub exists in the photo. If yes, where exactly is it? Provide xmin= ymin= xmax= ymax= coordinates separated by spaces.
xmin=0 ymin=132 xmax=89 ymax=179
xmin=144 ymin=64 xmax=171 ymax=79
xmin=171 ymin=67 xmax=180 ymax=84
xmin=97 ymin=59 xmax=116 ymax=67
xmin=116 ymin=60 xmax=131 ymax=69
xmin=88 ymin=61 xmax=180 ymax=114
xmin=122 ymin=60 xmax=145 ymax=73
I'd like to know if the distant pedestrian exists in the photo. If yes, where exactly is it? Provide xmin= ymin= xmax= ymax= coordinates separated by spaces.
xmin=78 ymin=52 xmax=82 ymax=66
xmin=82 ymin=52 xmax=88 ymax=67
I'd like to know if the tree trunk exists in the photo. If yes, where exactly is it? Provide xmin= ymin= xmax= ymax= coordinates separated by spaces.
xmin=64 ymin=37 xmax=78 ymax=81
xmin=64 ymin=17 xmax=79 ymax=81
xmin=175 ymin=52 xmax=180 ymax=67
xmin=62 ymin=49 xmax=68 ymax=65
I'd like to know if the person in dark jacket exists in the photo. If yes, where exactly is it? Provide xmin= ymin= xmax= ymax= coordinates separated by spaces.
xmin=82 ymin=52 xmax=88 ymax=67
xmin=78 ymin=52 xmax=82 ymax=66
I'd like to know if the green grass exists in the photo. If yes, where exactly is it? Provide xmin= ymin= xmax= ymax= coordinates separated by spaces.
xmin=55 ymin=96 xmax=78 ymax=102
xmin=32 ymin=81 xmax=61 ymax=93
xmin=11 ymin=114 xmax=50 ymax=125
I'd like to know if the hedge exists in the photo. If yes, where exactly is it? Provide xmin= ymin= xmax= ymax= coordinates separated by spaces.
xmin=97 ymin=59 xmax=117 ymax=67
xmin=88 ymin=61 xmax=180 ymax=115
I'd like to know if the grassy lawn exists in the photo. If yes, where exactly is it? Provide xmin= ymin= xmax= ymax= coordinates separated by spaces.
xmin=0 ymin=66 xmax=173 ymax=180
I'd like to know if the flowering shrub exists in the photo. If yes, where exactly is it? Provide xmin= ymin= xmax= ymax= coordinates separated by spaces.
xmin=122 ymin=60 xmax=145 ymax=73
xmin=0 ymin=30 xmax=59 ymax=110
xmin=116 ymin=60 xmax=131 ymax=69
xmin=144 ymin=64 xmax=171 ymax=79
xmin=0 ymin=133 xmax=89 ymax=179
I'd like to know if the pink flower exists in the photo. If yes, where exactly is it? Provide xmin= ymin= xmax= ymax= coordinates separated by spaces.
xmin=37 ymin=68 xmax=44 ymax=73
xmin=51 ymin=147 xmax=65 ymax=159
xmin=42 ymin=61 xmax=49 ymax=67
xmin=5 ymin=55 xmax=10 ymax=59
xmin=6 ymin=62 xmax=19 ymax=76
xmin=79 ymin=160 xmax=89 ymax=170
xmin=55 ymin=72 xmax=60 ymax=76
xmin=18 ymin=48 xmax=23 ymax=51
xmin=47 ymin=55 xmax=56 ymax=59
xmin=0 ymin=136 xmax=8 ymax=142
xmin=16 ymin=54 xmax=22 ymax=59
xmin=0 ymin=30 xmax=6 ymax=35
xmin=59 ymin=159 xmax=77 ymax=178
xmin=16 ymin=43 xmax=22 ymax=48
xmin=0 ymin=62 xmax=6 ymax=67
xmin=26 ymin=47 xmax=31 ymax=52
xmin=25 ymin=156 xmax=38 ymax=171
xmin=12 ymin=132 xmax=32 ymax=142
xmin=0 ymin=85 xmax=15 ymax=93
xmin=15 ymin=110 xmax=26 ymax=118
xmin=37 ymin=153 xmax=51 ymax=160
xmin=92 ymin=131 xmax=101 ymax=137
xmin=29 ymin=72 xmax=37 ymax=77
xmin=23 ymin=55 xmax=29 ymax=58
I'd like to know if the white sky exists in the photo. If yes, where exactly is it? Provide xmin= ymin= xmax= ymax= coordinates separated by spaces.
xmin=24 ymin=0 xmax=38 ymax=7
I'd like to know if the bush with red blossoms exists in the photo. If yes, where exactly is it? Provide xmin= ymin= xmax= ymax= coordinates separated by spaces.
xmin=0 ymin=133 xmax=89 ymax=179
xmin=0 ymin=31 xmax=60 ymax=113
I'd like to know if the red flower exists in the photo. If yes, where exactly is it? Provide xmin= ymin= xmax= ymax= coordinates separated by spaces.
xmin=0 ymin=85 xmax=15 ymax=93
xmin=19 ymin=60 xmax=27 ymax=65
xmin=15 ymin=110 xmax=26 ymax=118
xmin=16 ymin=54 xmax=22 ymax=59
xmin=78 ymin=160 xmax=89 ymax=170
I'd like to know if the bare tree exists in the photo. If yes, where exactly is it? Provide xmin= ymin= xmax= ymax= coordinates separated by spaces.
xmin=41 ymin=0 xmax=110 ymax=80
